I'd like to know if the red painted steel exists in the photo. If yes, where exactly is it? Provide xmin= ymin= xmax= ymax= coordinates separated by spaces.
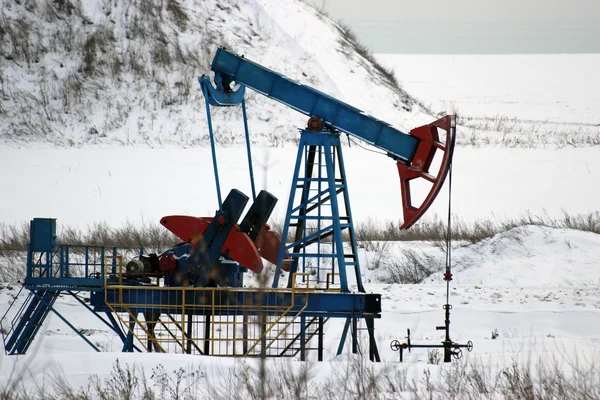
xmin=397 ymin=115 xmax=455 ymax=230
xmin=254 ymin=225 xmax=291 ymax=272
xmin=158 ymin=253 xmax=176 ymax=273
xmin=160 ymin=215 xmax=266 ymax=273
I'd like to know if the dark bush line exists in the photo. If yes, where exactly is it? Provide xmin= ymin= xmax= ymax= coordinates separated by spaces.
xmin=1 ymin=211 xmax=598 ymax=255
xmin=0 ymin=221 xmax=179 ymax=255
xmin=353 ymin=211 xmax=600 ymax=243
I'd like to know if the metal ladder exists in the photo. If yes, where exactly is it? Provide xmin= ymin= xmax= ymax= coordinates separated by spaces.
xmin=274 ymin=131 xmax=364 ymax=293
xmin=2 ymin=288 xmax=59 ymax=355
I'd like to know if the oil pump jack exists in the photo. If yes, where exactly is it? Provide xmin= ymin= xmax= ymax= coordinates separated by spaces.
xmin=2 ymin=48 xmax=470 ymax=362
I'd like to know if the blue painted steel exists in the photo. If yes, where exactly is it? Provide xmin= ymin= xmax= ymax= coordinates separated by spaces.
xmin=163 ymin=189 xmax=249 ymax=287
xmin=324 ymin=141 xmax=348 ymax=291
xmin=300 ymin=315 xmax=306 ymax=360
xmin=273 ymin=137 xmax=310 ymax=289
xmin=198 ymin=75 xmax=245 ymax=106
xmin=30 ymin=218 xmax=56 ymax=252
xmin=242 ymin=99 xmax=256 ymax=201
xmin=91 ymin=288 xmax=380 ymax=318
xmin=68 ymin=292 xmax=128 ymax=343
xmin=210 ymin=48 xmax=418 ymax=162
xmin=4 ymin=291 xmax=38 ymax=353
xmin=25 ymin=242 xmax=143 ymax=291
xmin=123 ymin=325 xmax=135 ymax=352
xmin=105 ymin=311 xmax=128 ymax=344
xmin=273 ymin=131 xmax=363 ymax=293
xmin=198 ymin=77 xmax=256 ymax=204
xmin=4 ymin=289 xmax=102 ymax=355
xmin=332 ymin=137 xmax=364 ymax=292
xmin=4 ymin=290 xmax=59 ymax=354
xmin=200 ymin=78 xmax=223 ymax=209
xmin=33 ymin=290 xmax=101 ymax=353
xmin=352 ymin=317 xmax=358 ymax=353
xmin=238 ymin=190 xmax=278 ymax=242
xmin=7 ymin=217 xmax=381 ymax=356
xmin=337 ymin=318 xmax=352 ymax=356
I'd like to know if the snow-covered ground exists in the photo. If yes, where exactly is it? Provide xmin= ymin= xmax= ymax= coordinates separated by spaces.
xmin=377 ymin=54 xmax=600 ymax=126
xmin=1 ymin=0 xmax=600 ymax=397
xmin=377 ymin=53 xmax=600 ymax=148
xmin=2 ymin=225 xmax=600 ymax=394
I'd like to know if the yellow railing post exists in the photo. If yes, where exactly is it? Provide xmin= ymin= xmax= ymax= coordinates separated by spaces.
xmin=181 ymin=287 xmax=186 ymax=354
xmin=211 ymin=288 xmax=215 ymax=356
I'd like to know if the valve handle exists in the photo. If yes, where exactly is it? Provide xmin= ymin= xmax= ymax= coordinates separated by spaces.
xmin=467 ymin=340 xmax=473 ymax=352
xmin=453 ymin=348 xmax=463 ymax=360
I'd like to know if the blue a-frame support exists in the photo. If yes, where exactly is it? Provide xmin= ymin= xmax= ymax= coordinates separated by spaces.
xmin=273 ymin=130 xmax=364 ymax=293
xmin=272 ymin=129 xmax=380 ymax=361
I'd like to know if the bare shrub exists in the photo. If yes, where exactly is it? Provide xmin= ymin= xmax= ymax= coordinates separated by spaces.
xmin=427 ymin=349 xmax=442 ymax=365
xmin=0 ymin=252 xmax=28 ymax=282
xmin=60 ymin=72 xmax=84 ymax=108
xmin=166 ymin=0 xmax=189 ymax=31
xmin=0 ymin=221 xmax=178 ymax=255
xmin=82 ymin=24 xmax=116 ymax=77
xmin=152 ymin=42 xmax=172 ymax=68
xmin=89 ymin=360 xmax=149 ymax=399
xmin=322 ymin=355 xmax=383 ymax=400
xmin=499 ymin=361 xmax=535 ymax=400
xmin=457 ymin=115 xmax=600 ymax=148
xmin=0 ymin=14 xmax=43 ymax=65
xmin=385 ymin=249 xmax=442 ymax=284
xmin=128 ymin=47 xmax=149 ymax=79
xmin=356 ymin=211 xmax=600 ymax=247
xmin=0 ymin=223 xmax=30 ymax=253
xmin=2 ymin=353 xmax=600 ymax=399
xmin=333 ymin=19 xmax=404 ymax=96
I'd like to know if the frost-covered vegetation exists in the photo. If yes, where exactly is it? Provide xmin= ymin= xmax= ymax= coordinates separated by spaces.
xmin=1 ymin=211 xmax=599 ymax=283
xmin=1 ymin=355 xmax=599 ymax=399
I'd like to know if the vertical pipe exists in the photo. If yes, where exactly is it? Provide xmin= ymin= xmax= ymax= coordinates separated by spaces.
xmin=300 ymin=315 xmax=306 ymax=361
xmin=243 ymin=313 xmax=248 ymax=354
xmin=112 ymin=248 xmax=117 ymax=277
xmin=241 ymin=99 xmax=256 ymax=201
xmin=318 ymin=317 xmax=324 ymax=362
xmin=66 ymin=246 xmax=70 ymax=278
xmin=351 ymin=317 xmax=358 ymax=354
xmin=100 ymin=248 xmax=105 ymax=278
xmin=59 ymin=246 xmax=64 ymax=278
xmin=186 ymin=312 xmax=193 ymax=354
xmin=26 ymin=244 xmax=32 ymax=278
xmin=204 ymin=312 xmax=211 ymax=355
xmin=201 ymin=83 xmax=222 ymax=209
xmin=181 ymin=289 xmax=186 ymax=354
xmin=45 ymin=249 xmax=50 ymax=278
xmin=85 ymin=247 xmax=89 ymax=275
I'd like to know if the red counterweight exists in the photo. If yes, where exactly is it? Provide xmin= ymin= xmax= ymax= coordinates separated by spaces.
xmin=397 ymin=115 xmax=455 ymax=230
xmin=160 ymin=215 xmax=289 ymax=274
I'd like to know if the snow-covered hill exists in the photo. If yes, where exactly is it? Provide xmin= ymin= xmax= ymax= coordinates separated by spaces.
xmin=3 ymin=0 xmax=598 ymax=149
xmin=0 ymin=0 xmax=425 ymax=147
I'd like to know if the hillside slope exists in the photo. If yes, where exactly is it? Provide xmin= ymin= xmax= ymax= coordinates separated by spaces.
xmin=0 ymin=0 xmax=427 ymax=147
